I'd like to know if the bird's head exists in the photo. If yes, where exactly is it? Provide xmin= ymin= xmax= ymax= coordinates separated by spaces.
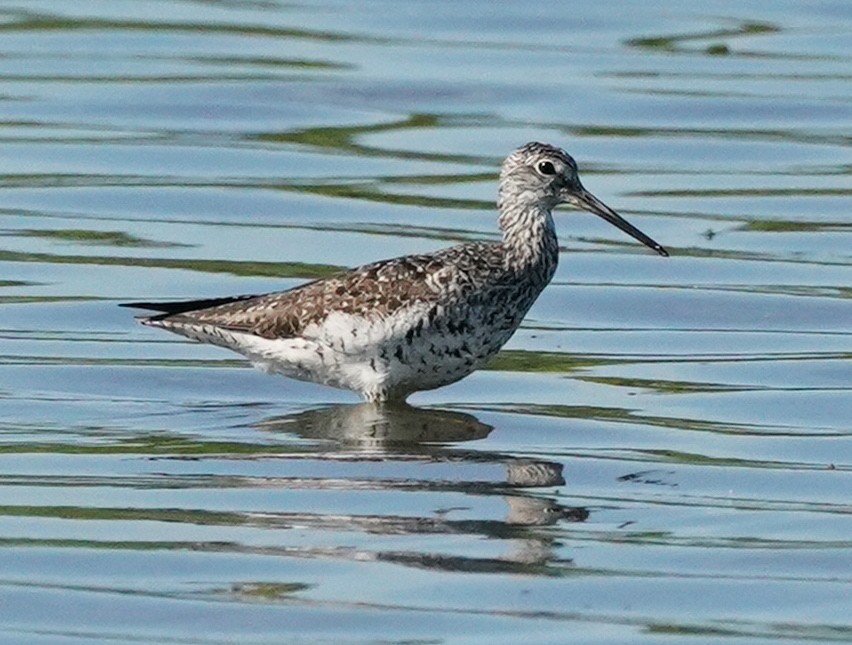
xmin=499 ymin=142 xmax=668 ymax=256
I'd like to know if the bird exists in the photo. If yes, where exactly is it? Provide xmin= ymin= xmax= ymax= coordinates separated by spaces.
xmin=122 ymin=142 xmax=668 ymax=402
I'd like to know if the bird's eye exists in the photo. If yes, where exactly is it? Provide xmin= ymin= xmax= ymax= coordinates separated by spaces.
xmin=537 ymin=160 xmax=556 ymax=176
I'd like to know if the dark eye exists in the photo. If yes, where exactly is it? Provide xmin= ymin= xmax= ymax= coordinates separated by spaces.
xmin=537 ymin=160 xmax=556 ymax=175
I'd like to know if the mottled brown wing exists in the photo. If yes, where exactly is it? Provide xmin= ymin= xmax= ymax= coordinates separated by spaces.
xmin=148 ymin=244 xmax=501 ymax=339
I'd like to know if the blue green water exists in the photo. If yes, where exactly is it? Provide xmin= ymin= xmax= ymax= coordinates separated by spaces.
xmin=0 ymin=1 xmax=850 ymax=643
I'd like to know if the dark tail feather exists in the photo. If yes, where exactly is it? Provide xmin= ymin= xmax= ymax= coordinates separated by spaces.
xmin=120 ymin=294 xmax=258 ymax=319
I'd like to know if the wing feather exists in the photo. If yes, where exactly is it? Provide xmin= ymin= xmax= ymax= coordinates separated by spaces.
xmin=122 ymin=243 xmax=503 ymax=340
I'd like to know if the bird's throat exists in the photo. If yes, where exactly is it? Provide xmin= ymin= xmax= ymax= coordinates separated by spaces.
xmin=499 ymin=205 xmax=559 ymax=280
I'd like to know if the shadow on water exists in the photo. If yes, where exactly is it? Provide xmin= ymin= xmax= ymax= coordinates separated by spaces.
xmin=247 ymin=402 xmax=588 ymax=573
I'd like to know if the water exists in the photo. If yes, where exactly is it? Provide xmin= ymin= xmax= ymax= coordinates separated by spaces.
xmin=0 ymin=1 xmax=850 ymax=643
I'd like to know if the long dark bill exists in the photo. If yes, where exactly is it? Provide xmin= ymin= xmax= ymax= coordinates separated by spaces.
xmin=573 ymin=187 xmax=669 ymax=257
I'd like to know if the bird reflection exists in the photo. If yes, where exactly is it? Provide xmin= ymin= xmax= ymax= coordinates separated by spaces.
xmin=256 ymin=401 xmax=491 ymax=448
xmin=248 ymin=402 xmax=588 ymax=573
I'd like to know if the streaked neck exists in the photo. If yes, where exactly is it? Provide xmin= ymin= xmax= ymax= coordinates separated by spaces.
xmin=497 ymin=201 xmax=559 ymax=281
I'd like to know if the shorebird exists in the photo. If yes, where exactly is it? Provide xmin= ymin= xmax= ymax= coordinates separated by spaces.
xmin=123 ymin=142 xmax=668 ymax=402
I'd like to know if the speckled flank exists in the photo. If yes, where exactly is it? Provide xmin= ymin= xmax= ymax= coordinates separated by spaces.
xmin=124 ymin=142 xmax=667 ymax=401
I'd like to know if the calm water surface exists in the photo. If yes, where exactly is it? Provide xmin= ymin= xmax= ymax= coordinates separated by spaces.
xmin=0 ymin=1 xmax=850 ymax=643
